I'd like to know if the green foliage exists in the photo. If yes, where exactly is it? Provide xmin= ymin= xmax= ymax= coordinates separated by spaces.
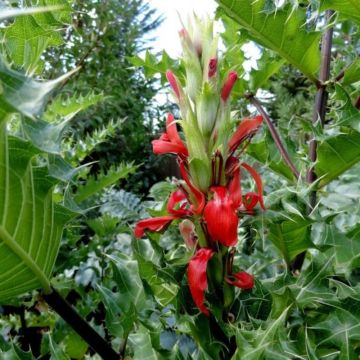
xmin=216 ymin=0 xmax=321 ymax=82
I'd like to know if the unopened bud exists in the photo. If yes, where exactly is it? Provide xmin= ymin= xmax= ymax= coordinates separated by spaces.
xmin=179 ymin=219 xmax=197 ymax=248
xmin=221 ymin=71 xmax=238 ymax=102
xmin=208 ymin=58 xmax=217 ymax=78
xmin=166 ymin=70 xmax=181 ymax=99
xmin=196 ymin=83 xmax=219 ymax=137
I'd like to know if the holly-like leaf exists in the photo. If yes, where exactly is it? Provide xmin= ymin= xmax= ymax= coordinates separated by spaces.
xmin=321 ymin=0 xmax=360 ymax=25
xmin=268 ymin=216 xmax=315 ymax=265
xmin=316 ymin=130 xmax=360 ymax=187
xmin=216 ymin=0 xmax=321 ymax=82
xmin=342 ymin=57 xmax=360 ymax=86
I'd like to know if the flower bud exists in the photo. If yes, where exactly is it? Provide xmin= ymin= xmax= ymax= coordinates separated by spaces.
xmin=179 ymin=219 xmax=197 ymax=248
xmin=208 ymin=58 xmax=217 ymax=78
xmin=196 ymin=83 xmax=219 ymax=137
xmin=221 ymin=71 xmax=238 ymax=102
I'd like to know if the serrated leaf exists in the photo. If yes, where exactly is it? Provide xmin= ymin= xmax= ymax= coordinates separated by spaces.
xmin=342 ymin=58 xmax=360 ymax=86
xmin=268 ymin=216 xmax=314 ymax=264
xmin=75 ymin=163 xmax=138 ymax=203
xmin=1 ymin=1 xmax=71 ymax=73
xmin=217 ymin=0 xmax=321 ymax=81
xmin=320 ymin=0 xmax=360 ymax=25
xmin=316 ymin=130 xmax=360 ymax=187
xmin=45 ymin=333 xmax=70 ymax=360
xmin=44 ymin=92 xmax=104 ymax=123
xmin=129 ymin=328 xmax=159 ymax=360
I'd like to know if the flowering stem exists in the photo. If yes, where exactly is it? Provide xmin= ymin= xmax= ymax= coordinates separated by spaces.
xmin=291 ymin=10 xmax=335 ymax=273
xmin=247 ymin=95 xmax=301 ymax=180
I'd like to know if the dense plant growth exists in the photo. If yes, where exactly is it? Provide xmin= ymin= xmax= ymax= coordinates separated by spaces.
xmin=0 ymin=1 xmax=360 ymax=359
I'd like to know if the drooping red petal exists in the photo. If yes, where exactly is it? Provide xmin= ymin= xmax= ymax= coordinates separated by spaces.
xmin=166 ymin=70 xmax=181 ymax=99
xmin=228 ymin=162 xmax=242 ymax=209
xmin=179 ymin=160 xmax=205 ymax=215
xmin=134 ymin=216 xmax=178 ymax=238
xmin=243 ymin=192 xmax=260 ymax=211
xmin=221 ymin=71 xmax=238 ymax=102
xmin=187 ymin=248 xmax=214 ymax=316
xmin=228 ymin=116 xmax=263 ymax=153
xmin=203 ymin=186 xmax=239 ymax=247
xmin=167 ymin=189 xmax=190 ymax=216
xmin=165 ymin=113 xmax=188 ymax=156
xmin=225 ymin=271 xmax=254 ymax=289
xmin=241 ymin=163 xmax=265 ymax=210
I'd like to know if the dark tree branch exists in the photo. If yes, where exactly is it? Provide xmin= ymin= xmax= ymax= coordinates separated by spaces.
xmin=291 ymin=10 xmax=335 ymax=273
xmin=43 ymin=288 xmax=120 ymax=360
xmin=247 ymin=95 xmax=301 ymax=180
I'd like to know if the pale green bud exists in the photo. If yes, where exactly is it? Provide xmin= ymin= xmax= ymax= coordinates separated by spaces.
xmin=196 ymin=83 xmax=219 ymax=137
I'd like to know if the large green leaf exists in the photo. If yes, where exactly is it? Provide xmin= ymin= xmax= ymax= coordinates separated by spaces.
xmin=216 ymin=0 xmax=321 ymax=82
xmin=268 ymin=216 xmax=314 ymax=265
xmin=0 ymin=58 xmax=75 ymax=304
xmin=1 ymin=1 xmax=71 ymax=73
xmin=321 ymin=0 xmax=360 ymax=25
xmin=0 ymin=6 xmax=62 ymax=21
xmin=0 ymin=121 xmax=74 ymax=303
xmin=316 ymin=130 xmax=360 ymax=187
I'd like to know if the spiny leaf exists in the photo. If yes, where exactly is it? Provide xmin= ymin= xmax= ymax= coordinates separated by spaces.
xmin=75 ymin=163 xmax=138 ymax=203
xmin=316 ymin=130 xmax=360 ymax=187
xmin=44 ymin=92 xmax=104 ymax=123
xmin=342 ymin=57 xmax=360 ymax=86
xmin=216 ymin=0 xmax=321 ymax=82
xmin=320 ymin=0 xmax=360 ymax=25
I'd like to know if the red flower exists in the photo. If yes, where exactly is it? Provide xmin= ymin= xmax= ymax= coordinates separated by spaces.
xmin=241 ymin=163 xmax=265 ymax=211
xmin=167 ymin=188 xmax=191 ymax=217
xmin=225 ymin=271 xmax=254 ymax=289
xmin=221 ymin=71 xmax=238 ymax=102
xmin=152 ymin=113 xmax=188 ymax=157
xmin=228 ymin=116 xmax=263 ymax=153
xmin=187 ymin=248 xmax=214 ymax=316
xmin=203 ymin=186 xmax=239 ymax=247
xmin=135 ymin=216 xmax=178 ymax=238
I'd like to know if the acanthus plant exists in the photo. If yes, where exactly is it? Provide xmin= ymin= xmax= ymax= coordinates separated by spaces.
xmin=135 ymin=16 xmax=265 ymax=316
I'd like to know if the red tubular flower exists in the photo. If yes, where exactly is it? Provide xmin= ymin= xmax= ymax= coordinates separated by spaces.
xmin=203 ymin=186 xmax=238 ymax=247
xmin=152 ymin=113 xmax=188 ymax=157
xmin=241 ymin=163 xmax=265 ymax=210
xmin=135 ymin=215 xmax=178 ymax=238
xmin=208 ymin=58 xmax=218 ymax=78
xmin=221 ymin=71 xmax=238 ymax=102
xmin=228 ymin=116 xmax=263 ymax=153
xmin=179 ymin=160 xmax=205 ymax=215
xmin=167 ymin=189 xmax=191 ymax=216
xmin=225 ymin=271 xmax=254 ymax=289
xmin=228 ymin=164 xmax=242 ymax=209
xmin=187 ymin=248 xmax=214 ymax=316
xmin=166 ymin=70 xmax=181 ymax=99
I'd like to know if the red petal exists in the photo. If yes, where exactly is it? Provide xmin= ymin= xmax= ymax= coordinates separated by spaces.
xmin=166 ymin=70 xmax=180 ymax=98
xmin=241 ymin=163 xmax=265 ymax=210
xmin=225 ymin=271 xmax=254 ymax=289
xmin=165 ymin=114 xmax=188 ymax=156
xmin=203 ymin=186 xmax=239 ymax=247
xmin=134 ymin=216 xmax=177 ymax=238
xmin=228 ymin=116 xmax=263 ymax=153
xmin=152 ymin=139 xmax=188 ymax=156
xmin=221 ymin=71 xmax=238 ymax=102
xmin=243 ymin=192 xmax=260 ymax=211
xmin=187 ymin=248 xmax=214 ymax=316
xmin=179 ymin=160 xmax=205 ymax=215
xmin=167 ymin=189 xmax=190 ymax=216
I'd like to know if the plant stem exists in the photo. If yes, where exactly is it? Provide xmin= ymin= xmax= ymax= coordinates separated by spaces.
xmin=247 ymin=95 xmax=300 ymax=180
xmin=291 ymin=10 xmax=335 ymax=273
xmin=43 ymin=287 xmax=120 ymax=360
